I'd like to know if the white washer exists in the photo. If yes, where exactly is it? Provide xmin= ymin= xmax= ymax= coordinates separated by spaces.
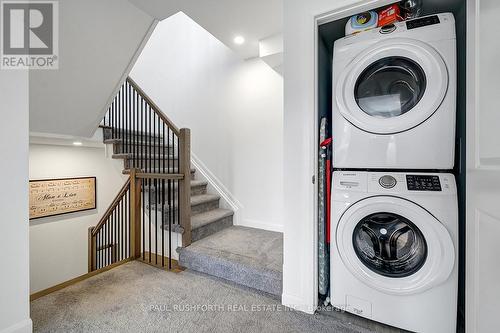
xmin=330 ymin=171 xmax=458 ymax=333
xmin=332 ymin=13 xmax=456 ymax=169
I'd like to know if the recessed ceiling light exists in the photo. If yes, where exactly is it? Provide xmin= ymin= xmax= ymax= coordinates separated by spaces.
xmin=234 ymin=36 xmax=245 ymax=45
xmin=73 ymin=141 xmax=83 ymax=146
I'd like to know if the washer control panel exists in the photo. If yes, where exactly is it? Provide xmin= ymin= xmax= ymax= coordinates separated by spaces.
xmin=406 ymin=175 xmax=442 ymax=191
xmin=379 ymin=175 xmax=397 ymax=189
xmin=333 ymin=171 xmax=456 ymax=196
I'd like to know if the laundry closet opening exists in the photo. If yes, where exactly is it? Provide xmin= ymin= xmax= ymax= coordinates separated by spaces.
xmin=316 ymin=0 xmax=466 ymax=331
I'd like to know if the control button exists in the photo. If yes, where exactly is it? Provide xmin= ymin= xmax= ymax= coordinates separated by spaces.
xmin=380 ymin=23 xmax=396 ymax=34
xmin=379 ymin=175 xmax=397 ymax=189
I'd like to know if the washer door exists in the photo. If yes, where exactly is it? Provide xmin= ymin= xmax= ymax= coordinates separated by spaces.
xmin=335 ymin=38 xmax=449 ymax=134
xmin=336 ymin=196 xmax=455 ymax=295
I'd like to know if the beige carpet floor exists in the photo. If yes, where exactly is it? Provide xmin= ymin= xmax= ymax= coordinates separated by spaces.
xmin=31 ymin=261 xmax=377 ymax=333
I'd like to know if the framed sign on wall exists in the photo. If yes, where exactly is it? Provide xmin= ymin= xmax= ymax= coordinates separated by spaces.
xmin=29 ymin=177 xmax=97 ymax=220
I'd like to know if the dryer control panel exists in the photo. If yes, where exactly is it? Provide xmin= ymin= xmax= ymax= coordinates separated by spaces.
xmin=406 ymin=175 xmax=442 ymax=191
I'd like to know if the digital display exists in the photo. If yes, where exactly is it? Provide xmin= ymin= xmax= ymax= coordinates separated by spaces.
xmin=406 ymin=15 xmax=440 ymax=30
xmin=406 ymin=175 xmax=442 ymax=191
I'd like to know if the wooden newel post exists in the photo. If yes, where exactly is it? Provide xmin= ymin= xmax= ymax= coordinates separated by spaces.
xmin=179 ymin=128 xmax=192 ymax=247
xmin=88 ymin=226 xmax=96 ymax=272
xmin=129 ymin=168 xmax=142 ymax=259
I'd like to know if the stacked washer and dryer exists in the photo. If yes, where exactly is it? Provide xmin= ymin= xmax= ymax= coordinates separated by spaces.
xmin=330 ymin=13 xmax=458 ymax=333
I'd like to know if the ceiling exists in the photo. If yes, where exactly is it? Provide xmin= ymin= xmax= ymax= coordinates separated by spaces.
xmin=128 ymin=0 xmax=283 ymax=59
xmin=29 ymin=0 xmax=155 ymax=137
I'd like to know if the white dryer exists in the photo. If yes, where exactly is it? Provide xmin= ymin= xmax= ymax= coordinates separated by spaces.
xmin=330 ymin=171 xmax=458 ymax=333
xmin=332 ymin=13 xmax=456 ymax=169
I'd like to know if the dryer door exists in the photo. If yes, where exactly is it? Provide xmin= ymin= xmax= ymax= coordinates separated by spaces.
xmin=336 ymin=196 xmax=455 ymax=295
xmin=335 ymin=38 xmax=449 ymax=134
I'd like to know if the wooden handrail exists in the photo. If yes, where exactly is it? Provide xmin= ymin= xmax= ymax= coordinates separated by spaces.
xmin=179 ymin=128 xmax=191 ymax=246
xmin=126 ymin=76 xmax=180 ymax=136
xmin=90 ymin=78 xmax=192 ymax=273
xmin=91 ymin=177 xmax=131 ymax=236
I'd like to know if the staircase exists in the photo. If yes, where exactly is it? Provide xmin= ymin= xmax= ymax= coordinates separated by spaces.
xmin=91 ymin=77 xmax=282 ymax=298
xmin=101 ymin=127 xmax=234 ymax=244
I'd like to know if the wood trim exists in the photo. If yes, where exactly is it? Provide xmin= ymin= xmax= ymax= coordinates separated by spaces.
xmin=136 ymin=173 xmax=184 ymax=180
xmin=126 ymin=77 xmax=180 ymax=136
xmin=31 ymin=258 xmax=133 ymax=301
xmin=129 ymin=169 xmax=142 ymax=259
xmin=137 ymin=252 xmax=184 ymax=273
xmin=179 ymin=128 xmax=192 ymax=247
xmin=92 ymin=177 xmax=131 ymax=236
xmin=88 ymin=227 xmax=95 ymax=272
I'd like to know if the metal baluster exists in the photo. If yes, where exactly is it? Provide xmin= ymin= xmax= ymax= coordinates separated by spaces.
xmin=157 ymin=112 xmax=160 ymax=175
xmin=125 ymin=82 xmax=129 ymax=156
xmin=99 ymin=230 xmax=102 ymax=269
xmin=142 ymin=177 xmax=146 ymax=260
xmin=118 ymin=84 xmax=126 ymax=153
xmin=121 ymin=196 xmax=124 ymax=261
xmin=142 ymin=100 xmax=146 ymax=261
xmin=162 ymin=178 xmax=165 ymax=267
xmin=162 ymin=123 xmax=166 ymax=267
xmin=147 ymin=105 xmax=151 ymax=174
xmin=148 ymin=178 xmax=151 ymax=262
xmin=113 ymin=209 xmax=116 ymax=263
xmin=111 ymin=99 xmax=114 ymax=138
xmin=104 ymin=220 xmax=107 ymax=267
xmin=108 ymin=220 xmax=111 ymax=266
xmin=155 ymin=179 xmax=158 ymax=265
xmin=153 ymin=111 xmax=156 ymax=174
xmin=128 ymin=82 xmax=131 ymax=165
xmin=134 ymin=89 xmax=138 ymax=170
xmin=132 ymin=87 xmax=135 ymax=169
xmin=141 ymin=98 xmax=145 ymax=171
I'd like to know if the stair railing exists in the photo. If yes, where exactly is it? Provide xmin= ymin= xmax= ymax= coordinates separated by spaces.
xmin=88 ymin=173 xmax=137 ymax=272
xmin=104 ymin=77 xmax=191 ymax=247
xmin=89 ymin=77 xmax=192 ymax=272
xmin=88 ymin=167 xmax=191 ymax=272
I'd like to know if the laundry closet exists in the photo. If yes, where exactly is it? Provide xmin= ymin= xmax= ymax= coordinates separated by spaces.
xmin=316 ymin=1 xmax=467 ymax=332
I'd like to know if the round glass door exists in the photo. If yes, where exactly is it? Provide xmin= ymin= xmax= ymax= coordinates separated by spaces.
xmin=354 ymin=57 xmax=427 ymax=119
xmin=335 ymin=39 xmax=449 ymax=134
xmin=352 ymin=212 xmax=427 ymax=278
xmin=335 ymin=196 xmax=455 ymax=295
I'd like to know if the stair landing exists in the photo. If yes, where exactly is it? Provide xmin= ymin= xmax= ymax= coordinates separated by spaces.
xmin=178 ymin=226 xmax=283 ymax=297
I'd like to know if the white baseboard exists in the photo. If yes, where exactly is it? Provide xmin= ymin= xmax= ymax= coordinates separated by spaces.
xmin=190 ymin=153 xmax=243 ymax=225
xmin=239 ymin=219 xmax=283 ymax=233
xmin=281 ymin=293 xmax=316 ymax=315
xmin=0 ymin=319 xmax=32 ymax=333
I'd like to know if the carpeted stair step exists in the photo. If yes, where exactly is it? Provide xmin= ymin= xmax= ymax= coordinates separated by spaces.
xmin=178 ymin=226 xmax=283 ymax=297
xmin=156 ymin=208 xmax=233 ymax=239
xmin=105 ymin=138 xmax=175 ymax=155
xmin=147 ymin=193 xmax=220 ymax=215
xmin=142 ymin=179 xmax=208 ymax=196
xmin=191 ymin=208 xmax=234 ymax=242
xmin=103 ymin=128 xmax=165 ymax=143
xmin=112 ymin=153 xmax=179 ymax=170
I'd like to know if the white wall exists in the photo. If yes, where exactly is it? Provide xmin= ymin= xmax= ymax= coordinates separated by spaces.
xmin=29 ymin=0 xmax=156 ymax=137
xmin=0 ymin=71 xmax=31 ymax=332
xmin=29 ymin=144 xmax=126 ymax=293
xmin=130 ymin=13 xmax=284 ymax=232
